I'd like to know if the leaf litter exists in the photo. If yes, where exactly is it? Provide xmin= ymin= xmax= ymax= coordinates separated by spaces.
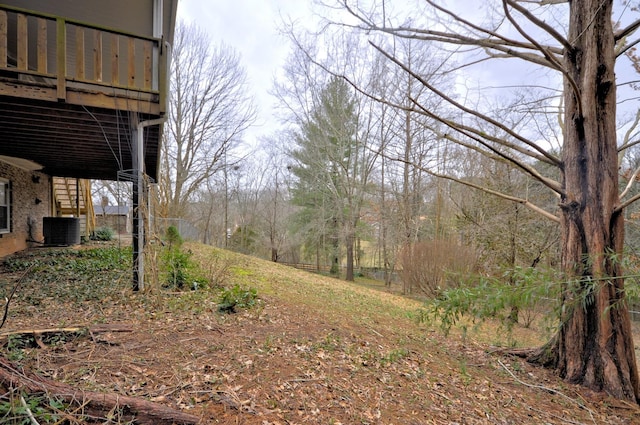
xmin=0 ymin=241 xmax=638 ymax=424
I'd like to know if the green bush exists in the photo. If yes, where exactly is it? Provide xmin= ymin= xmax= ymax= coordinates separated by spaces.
xmin=92 ymin=226 xmax=114 ymax=241
xmin=0 ymin=391 xmax=66 ymax=424
xmin=218 ymin=284 xmax=258 ymax=313
xmin=165 ymin=225 xmax=183 ymax=247
xmin=161 ymin=226 xmax=199 ymax=290
xmin=164 ymin=248 xmax=191 ymax=289
xmin=420 ymin=266 xmax=561 ymax=335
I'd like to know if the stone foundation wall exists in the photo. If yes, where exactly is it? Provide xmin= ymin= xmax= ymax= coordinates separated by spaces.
xmin=0 ymin=161 xmax=51 ymax=257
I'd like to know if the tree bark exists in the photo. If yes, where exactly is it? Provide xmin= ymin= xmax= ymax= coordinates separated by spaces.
xmin=346 ymin=232 xmax=355 ymax=281
xmin=0 ymin=356 xmax=200 ymax=424
xmin=545 ymin=0 xmax=640 ymax=402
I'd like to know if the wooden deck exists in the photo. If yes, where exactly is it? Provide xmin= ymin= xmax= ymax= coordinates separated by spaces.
xmin=0 ymin=5 xmax=168 ymax=181
xmin=0 ymin=5 xmax=167 ymax=114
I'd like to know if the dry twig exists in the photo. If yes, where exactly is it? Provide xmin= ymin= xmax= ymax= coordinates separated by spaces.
xmin=498 ymin=359 xmax=596 ymax=424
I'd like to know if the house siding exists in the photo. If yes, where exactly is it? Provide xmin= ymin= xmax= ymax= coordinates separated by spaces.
xmin=95 ymin=214 xmax=131 ymax=234
xmin=0 ymin=162 xmax=51 ymax=257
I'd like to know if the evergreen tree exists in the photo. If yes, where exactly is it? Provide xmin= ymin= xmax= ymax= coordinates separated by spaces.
xmin=289 ymin=77 xmax=361 ymax=278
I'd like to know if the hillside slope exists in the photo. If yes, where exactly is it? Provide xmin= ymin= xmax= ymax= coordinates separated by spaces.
xmin=0 ymin=241 xmax=639 ymax=424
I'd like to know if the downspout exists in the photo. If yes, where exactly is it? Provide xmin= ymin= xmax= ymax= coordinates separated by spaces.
xmin=132 ymin=41 xmax=171 ymax=291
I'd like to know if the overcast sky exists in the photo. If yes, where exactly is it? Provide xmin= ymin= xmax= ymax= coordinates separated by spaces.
xmin=174 ymin=1 xmax=640 ymax=151
xmin=176 ymin=0 xmax=317 ymax=147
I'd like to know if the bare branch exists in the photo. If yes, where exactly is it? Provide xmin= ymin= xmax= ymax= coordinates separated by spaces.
xmin=335 ymin=0 xmax=562 ymax=70
xmin=520 ymin=0 xmax=568 ymax=4
xmin=619 ymin=139 xmax=640 ymax=154
xmin=370 ymin=42 xmax=562 ymax=167
xmin=411 ymin=100 xmax=563 ymax=195
xmin=425 ymin=0 xmax=566 ymax=54
xmin=617 ymin=191 xmax=640 ymax=212
xmin=503 ymin=1 xmax=583 ymax=116
xmin=504 ymin=0 xmax=572 ymax=52
xmin=620 ymin=164 xmax=640 ymax=201
xmin=388 ymin=150 xmax=560 ymax=223
xmin=618 ymin=111 xmax=640 ymax=201
xmin=615 ymin=18 xmax=640 ymax=42
xmin=434 ymin=117 xmax=553 ymax=165
xmin=384 ymin=29 xmax=560 ymax=69
xmin=618 ymin=110 xmax=640 ymax=156
xmin=617 ymin=36 xmax=640 ymax=57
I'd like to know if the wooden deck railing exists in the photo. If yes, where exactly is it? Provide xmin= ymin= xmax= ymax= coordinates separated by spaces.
xmin=0 ymin=5 xmax=167 ymax=112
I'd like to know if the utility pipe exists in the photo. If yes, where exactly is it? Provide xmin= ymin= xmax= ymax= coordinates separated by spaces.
xmin=132 ymin=40 xmax=171 ymax=291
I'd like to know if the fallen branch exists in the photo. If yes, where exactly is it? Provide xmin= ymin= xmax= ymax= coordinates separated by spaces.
xmin=0 ymin=323 xmax=133 ymax=340
xmin=0 ymin=264 xmax=36 ymax=329
xmin=0 ymin=356 xmax=200 ymax=424
xmin=20 ymin=394 xmax=41 ymax=425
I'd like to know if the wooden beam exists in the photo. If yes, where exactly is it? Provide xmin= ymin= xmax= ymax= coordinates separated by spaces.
xmin=143 ymin=40 xmax=152 ymax=90
xmin=16 ymin=13 xmax=27 ymax=70
xmin=65 ymin=90 xmax=159 ymax=114
xmin=128 ymin=37 xmax=135 ymax=87
xmin=0 ymin=11 xmax=7 ymax=68
xmin=37 ymin=18 xmax=47 ymax=73
xmin=158 ymin=41 xmax=167 ymax=114
xmin=0 ymin=82 xmax=159 ymax=113
xmin=56 ymin=18 xmax=66 ymax=101
xmin=111 ymin=33 xmax=119 ymax=85
xmin=75 ymin=26 xmax=85 ymax=79
xmin=93 ymin=30 xmax=102 ymax=82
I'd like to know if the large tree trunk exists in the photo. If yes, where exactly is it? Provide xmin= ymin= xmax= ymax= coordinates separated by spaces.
xmin=549 ymin=0 xmax=639 ymax=402
xmin=346 ymin=232 xmax=355 ymax=281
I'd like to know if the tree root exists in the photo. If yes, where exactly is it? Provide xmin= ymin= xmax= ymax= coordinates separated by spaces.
xmin=496 ymin=333 xmax=559 ymax=369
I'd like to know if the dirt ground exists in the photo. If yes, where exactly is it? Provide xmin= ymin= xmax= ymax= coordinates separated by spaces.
xmin=1 ymin=242 xmax=640 ymax=424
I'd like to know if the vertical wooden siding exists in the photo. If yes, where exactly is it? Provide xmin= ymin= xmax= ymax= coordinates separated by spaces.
xmin=0 ymin=6 xmax=160 ymax=96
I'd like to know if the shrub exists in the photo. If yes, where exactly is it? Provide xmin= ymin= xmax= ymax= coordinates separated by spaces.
xmin=399 ymin=239 xmax=478 ymax=296
xmin=92 ymin=226 xmax=114 ymax=241
xmin=164 ymin=248 xmax=191 ymax=289
xmin=165 ymin=225 xmax=183 ymax=247
xmin=0 ymin=390 xmax=66 ymax=424
xmin=161 ymin=226 xmax=191 ymax=290
xmin=218 ymin=284 xmax=258 ymax=313
xmin=420 ymin=266 xmax=561 ymax=335
xmin=228 ymin=225 xmax=256 ymax=254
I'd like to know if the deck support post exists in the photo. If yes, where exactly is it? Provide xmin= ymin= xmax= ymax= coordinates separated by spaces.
xmin=131 ymin=112 xmax=144 ymax=291
xmin=132 ymin=113 xmax=167 ymax=292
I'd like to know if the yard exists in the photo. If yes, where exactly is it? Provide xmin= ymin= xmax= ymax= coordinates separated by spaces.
xmin=0 ymin=241 xmax=638 ymax=424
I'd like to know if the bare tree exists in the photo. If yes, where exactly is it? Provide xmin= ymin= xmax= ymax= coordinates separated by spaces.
xmin=321 ymin=0 xmax=640 ymax=402
xmin=249 ymin=142 xmax=296 ymax=262
xmin=275 ymin=32 xmax=382 ymax=281
xmin=158 ymin=21 xmax=256 ymax=219
xmin=91 ymin=180 xmax=131 ymax=208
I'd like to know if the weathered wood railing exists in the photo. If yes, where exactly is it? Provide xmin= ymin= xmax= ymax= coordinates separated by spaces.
xmin=0 ymin=5 xmax=166 ymax=112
